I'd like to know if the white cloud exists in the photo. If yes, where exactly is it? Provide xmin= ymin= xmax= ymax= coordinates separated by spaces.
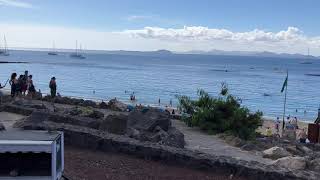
xmin=0 ymin=0 xmax=33 ymax=8
xmin=124 ymin=26 xmax=309 ymax=43
xmin=122 ymin=26 xmax=320 ymax=55
xmin=1 ymin=23 xmax=320 ymax=55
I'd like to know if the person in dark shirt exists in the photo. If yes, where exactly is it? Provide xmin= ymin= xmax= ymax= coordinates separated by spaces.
xmin=49 ymin=77 xmax=57 ymax=98
xmin=27 ymin=75 xmax=36 ymax=98
xmin=9 ymin=73 xmax=17 ymax=98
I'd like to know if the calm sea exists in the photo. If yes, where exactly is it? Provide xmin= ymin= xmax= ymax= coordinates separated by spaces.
xmin=0 ymin=50 xmax=319 ymax=121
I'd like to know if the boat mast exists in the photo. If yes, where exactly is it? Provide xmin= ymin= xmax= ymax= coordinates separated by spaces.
xmin=0 ymin=37 xmax=2 ymax=52
xmin=76 ymin=40 xmax=78 ymax=55
xmin=53 ymin=41 xmax=56 ymax=52
xmin=4 ymin=35 xmax=7 ymax=53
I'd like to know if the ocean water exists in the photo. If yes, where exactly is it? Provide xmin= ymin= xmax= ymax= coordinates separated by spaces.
xmin=0 ymin=50 xmax=319 ymax=121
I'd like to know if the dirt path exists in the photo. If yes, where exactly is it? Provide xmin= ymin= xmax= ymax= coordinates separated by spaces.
xmin=64 ymin=146 xmax=245 ymax=180
xmin=172 ymin=120 xmax=272 ymax=164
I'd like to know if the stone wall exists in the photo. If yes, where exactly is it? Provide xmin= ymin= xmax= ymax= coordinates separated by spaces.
xmin=18 ymin=120 xmax=318 ymax=180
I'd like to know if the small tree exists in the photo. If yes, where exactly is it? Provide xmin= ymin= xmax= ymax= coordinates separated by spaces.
xmin=177 ymin=84 xmax=262 ymax=140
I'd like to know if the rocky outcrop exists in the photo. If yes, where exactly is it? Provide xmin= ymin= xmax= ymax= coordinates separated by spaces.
xmin=160 ymin=127 xmax=185 ymax=148
xmin=2 ymin=104 xmax=35 ymax=116
xmin=82 ymin=100 xmax=97 ymax=108
xmin=107 ymin=98 xmax=127 ymax=112
xmin=99 ymin=101 xmax=108 ymax=109
xmin=13 ymin=110 xmax=48 ymax=130
xmin=13 ymin=110 xmax=101 ymax=130
xmin=128 ymin=108 xmax=171 ymax=131
xmin=273 ymin=156 xmax=307 ymax=170
xmin=263 ymin=146 xmax=291 ymax=160
xmin=12 ymin=101 xmax=47 ymax=110
xmin=126 ymin=108 xmax=185 ymax=148
xmin=99 ymin=114 xmax=128 ymax=135
xmin=67 ymin=107 xmax=104 ymax=119
xmin=48 ymin=113 xmax=101 ymax=129
xmin=9 ymin=104 xmax=185 ymax=148
xmin=42 ymin=95 xmax=98 ymax=108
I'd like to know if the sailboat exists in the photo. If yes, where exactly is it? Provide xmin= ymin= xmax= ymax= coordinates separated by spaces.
xmin=70 ymin=41 xmax=86 ymax=59
xmin=48 ymin=41 xmax=58 ymax=55
xmin=300 ymin=48 xmax=312 ymax=64
xmin=0 ymin=35 xmax=9 ymax=56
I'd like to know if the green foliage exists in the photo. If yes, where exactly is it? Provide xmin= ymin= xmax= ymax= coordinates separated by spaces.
xmin=177 ymin=84 xmax=263 ymax=140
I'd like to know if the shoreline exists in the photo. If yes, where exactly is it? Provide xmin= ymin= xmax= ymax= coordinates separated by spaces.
xmin=0 ymin=88 xmax=316 ymax=123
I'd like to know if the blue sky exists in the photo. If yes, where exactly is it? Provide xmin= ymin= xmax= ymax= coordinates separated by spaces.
xmin=0 ymin=0 xmax=320 ymax=54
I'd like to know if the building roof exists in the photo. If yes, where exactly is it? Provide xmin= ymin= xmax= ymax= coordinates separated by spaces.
xmin=0 ymin=130 xmax=61 ymax=141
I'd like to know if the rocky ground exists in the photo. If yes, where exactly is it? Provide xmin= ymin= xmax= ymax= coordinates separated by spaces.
xmin=1 ymin=95 xmax=320 ymax=179
xmin=64 ymin=146 xmax=245 ymax=180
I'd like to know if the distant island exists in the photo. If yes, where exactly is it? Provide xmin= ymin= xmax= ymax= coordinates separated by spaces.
xmin=7 ymin=48 xmax=319 ymax=59
xmin=181 ymin=49 xmax=320 ymax=59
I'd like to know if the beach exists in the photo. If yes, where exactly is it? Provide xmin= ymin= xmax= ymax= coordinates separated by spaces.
xmin=258 ymin=117 xmax=310 ymax=136
xmin=1 ymin=50 xmax=320 ymax=121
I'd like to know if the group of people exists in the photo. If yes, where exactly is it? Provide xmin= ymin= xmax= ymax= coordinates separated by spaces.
xmin=266 ymin=116 xmax=308 ymax=143
xmin=2 ymin=70 xmax=58 ymax=100
xmin=9 ymin=71 xmax=35 ymax=98
xmin=284 ymin=116 xmax=299 ymax=130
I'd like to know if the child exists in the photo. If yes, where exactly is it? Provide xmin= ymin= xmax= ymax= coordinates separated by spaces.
xmin=266 ymin=127 xmax=272 ymax=137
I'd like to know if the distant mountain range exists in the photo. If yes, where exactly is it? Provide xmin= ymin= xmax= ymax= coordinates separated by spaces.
xmin=181 ymin=49 xmax=320 ymax=59
xmin=12 ymin=48 xmax=319 ymax=59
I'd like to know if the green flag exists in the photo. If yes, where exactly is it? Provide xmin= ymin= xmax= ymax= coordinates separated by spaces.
xmin=281 ymin=73 xmax=288 ymax=93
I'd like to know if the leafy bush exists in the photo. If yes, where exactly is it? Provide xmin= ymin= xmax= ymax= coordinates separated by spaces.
xmin=177 ymin=84 xmax=262 ymax=140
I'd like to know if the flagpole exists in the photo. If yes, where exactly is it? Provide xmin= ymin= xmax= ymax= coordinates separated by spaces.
xmin=282 ymin=70 xmax=288 ymax=130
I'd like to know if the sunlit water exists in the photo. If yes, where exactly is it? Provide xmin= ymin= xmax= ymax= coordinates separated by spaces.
xmin=0 ymin=50 xmax=319 ymax=121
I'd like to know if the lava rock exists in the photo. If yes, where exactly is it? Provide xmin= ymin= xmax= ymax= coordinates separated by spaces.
xmin=128 ymin=108 xmax=171 ymax=131
xmin=263 ymin=146 xmax=291 ymax=160
xmin=99 ymin=101 xmax=108 ymax=109
xmin=127 ymin=128 xmax=141 ymax=139
xmin=81 ymin=100 xmax=97 ymax=108
xmin=107 ymin=98 xmax=127 ymax=112
xmin=13 ymin=110 xmax=49 ymax=130
xmin=273 ymin=156 xmax=306 ymax=170
xmin=99 ymin=114 xmax=128 ymax=135
xmin=161 ymin=127 xmax=185 ymax=148
xmin=85 ymin=110 xmax=104 ymax=119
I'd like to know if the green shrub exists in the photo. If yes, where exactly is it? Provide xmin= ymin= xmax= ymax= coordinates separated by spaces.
xmin=177 ymin=84 xmax=262 ymax=140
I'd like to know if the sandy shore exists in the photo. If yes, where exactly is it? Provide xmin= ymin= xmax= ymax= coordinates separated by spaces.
xmin=258 ymin=117 xmax=309 ymax=136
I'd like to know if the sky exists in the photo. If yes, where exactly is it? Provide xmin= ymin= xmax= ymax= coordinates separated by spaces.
xmin=0 ymin=0 xmax=320 ymax=55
